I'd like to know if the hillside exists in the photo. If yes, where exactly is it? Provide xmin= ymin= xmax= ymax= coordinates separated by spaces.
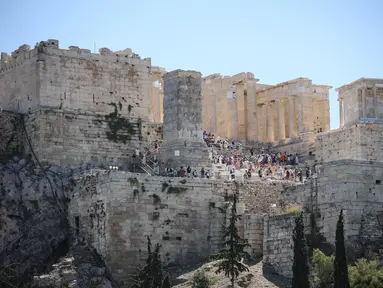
xmin=172 ymin=260 xmax=291 ymax=288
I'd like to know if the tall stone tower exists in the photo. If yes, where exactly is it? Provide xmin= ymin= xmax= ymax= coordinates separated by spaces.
xmin=159 ymin=70 xmax=211 ymax=171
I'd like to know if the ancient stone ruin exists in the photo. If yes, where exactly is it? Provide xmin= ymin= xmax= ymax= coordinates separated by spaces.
xmin=1 ymin=40 xmax=383 ymax=287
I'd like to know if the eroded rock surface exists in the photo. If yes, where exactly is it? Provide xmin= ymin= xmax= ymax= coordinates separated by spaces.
xmin=0 ymin=157 xmax=72 ymax=285
xmin=33 ymin=243 xmax=113 ymax=288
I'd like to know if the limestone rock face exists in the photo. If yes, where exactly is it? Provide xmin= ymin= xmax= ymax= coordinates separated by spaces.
xmin=33 ymin=244 xmax=113 ymax=288
xmin=0 ymin=157 xmax=71 ymax=284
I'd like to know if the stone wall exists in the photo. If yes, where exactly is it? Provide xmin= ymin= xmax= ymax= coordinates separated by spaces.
xmin=68 ymin=171 xmax=231 ymax=286
xmin=263 ymin=214 xmax=296 ymax=279
xmin=0 ymin=111 xmax=23 ymax=161
xmin=68 ymin=171 xmax=306 ymax=286
xmin=23 ymin=108 xmax=161 ymax=167
xmin=315 ymin=160 xmax=383 ymax=245
xmin=315 ymin=124 xmax=383 ymax=163
xmin=0 ymin=45 xmax=40 ymax=113
xmin=243 ymin=214 xmax=265 ymax=258
xmin=1 ymin=40 xmax=153 ymax=120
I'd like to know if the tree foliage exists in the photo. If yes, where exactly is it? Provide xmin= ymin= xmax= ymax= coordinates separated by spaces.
xmin=312 ymin=248 xmax=334 ymax=288
xmin=131 ymin=236 xmax=170 ymax=288
xmin=333 ymin=209 xmax=350 ymax=288
xmin=291 ymin=212 xmax=311 ymax=288
xmin=191 ymin=270 xmax=216 ymax=288
xmin=215 ymin=190 xmax=250 ymax=287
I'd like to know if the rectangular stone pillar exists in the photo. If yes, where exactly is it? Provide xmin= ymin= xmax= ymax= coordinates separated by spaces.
xmin=267 ymin=102 xmax=274 ymax=142
xmin=362 ymin=87 xmax=366 ymax=118
xmin=373 ymin=87 xmax=378 ymax=118
xmin=288 ymin=96 xmax=296 ymax=138
xmin=278 ymin=99 xmax=286 ymax=140
xmin=339 ymin=98 xmax=344 ymax=127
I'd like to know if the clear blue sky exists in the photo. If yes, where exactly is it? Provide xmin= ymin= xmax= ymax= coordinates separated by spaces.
xmin=2 ymin=0 xmax=383 ymax=130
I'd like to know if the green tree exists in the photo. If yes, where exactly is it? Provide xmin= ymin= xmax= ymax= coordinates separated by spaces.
xmin=349 ymin=258 xmax=383 ymax=288
xmin=162 ymin=275 xmax=171 ymax=288
xmin=291 ymin=212 xmax=311 ymax=288
xmin=215 ymin=191 xmax=250 ymax=288
xmin=151 ymin=243 xmax=164 ymax=288
xmin=312 ymin=248 xmax=334 ymax=288
xmin=333 ymin=210 xmax=350 ymax=288
xmin=131 ymin=236 xmax=170 ymax=288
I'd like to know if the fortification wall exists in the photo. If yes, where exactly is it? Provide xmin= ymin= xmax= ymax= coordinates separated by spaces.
xmin=0 ymin=48 xmax=40 ymax=113
xmin=67 ymin=170 xmax=306 ymax=286
xmin=1 ymin=40 xmax=152 ymax=119
xmin=23 ymin=108 xmax=162 ymax=167
xmin=0 ymin=111 xmax=23 ymax=161
xmin=243 ymin=214 xmax=264 ymax=258
xmin=68 ymin=172 xmax=231 ymax=286
xmin=263 ymin=214 xmax=296 ymax=279
xmin=316 ymin=160 xmax=383 ymax=244
xmin=316 ymin=124 xmax=383 ymax=163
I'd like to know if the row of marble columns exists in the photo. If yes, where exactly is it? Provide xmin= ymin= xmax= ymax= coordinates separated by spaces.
xmin=257 ymin=96 xmax=299 ymax=142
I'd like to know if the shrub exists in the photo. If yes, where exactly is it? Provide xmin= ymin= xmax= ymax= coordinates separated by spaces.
xmin=349 ymin=258 xmax=383 ymax=288
xmin=312 ymin=248 xmax=334 ymax=288
xmin=191 ymin=270 xmax=216 ymax=288
xmin=279 ymin=206 xmax=302 ymax=215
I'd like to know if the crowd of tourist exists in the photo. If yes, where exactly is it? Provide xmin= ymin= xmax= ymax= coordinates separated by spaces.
xmin=128 ymin=131 xmax=312 ymax=183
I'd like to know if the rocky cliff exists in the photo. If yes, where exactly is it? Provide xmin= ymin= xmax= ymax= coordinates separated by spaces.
xmin=0 ymin=157 xmax=71 ymax=286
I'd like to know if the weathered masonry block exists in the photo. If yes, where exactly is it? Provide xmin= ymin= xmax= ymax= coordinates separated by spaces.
xmin=0 ymin=40 xmax=153 ymax=120
xmin=316 ymin=123 xmax=383 ymax=163
xmin=159 ymin=70 xmax=211 ymax=170
xmin=315 ymin=160 xmax=383 ymax=245
xmin=263 ymin=214 xmax=296 ymax=279
xmin=22 ymin=108 xmax=161 ymax=167
xmin=69 ymin=172 xmax=232 ymax=286
xmin=0 ymin=111 xmax=23 ymax=161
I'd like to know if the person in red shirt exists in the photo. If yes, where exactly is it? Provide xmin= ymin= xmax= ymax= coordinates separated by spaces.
xmin=179 ymin=166 xmax=185 ymax=177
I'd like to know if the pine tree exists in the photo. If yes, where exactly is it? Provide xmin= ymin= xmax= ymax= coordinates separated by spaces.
xmin=162 ymin=275 xmax=171 ymax=288
xmin=215 ymin=190 xmax=250 ymax=288
xmin=150 ymin=243 xmax=164 ymax=288
xmin=131 ymin=236 xmax=171 ymax=288
xmin=131 ymin=236 xmax=154 ymax=288
xmin=333 ymin=209 xmax=350 ymax=288
xmin=291 ymin=212 xmax=310 ymax=288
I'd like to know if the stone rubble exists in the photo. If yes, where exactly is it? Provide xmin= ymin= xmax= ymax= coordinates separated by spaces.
xmin=32 ymin=243 xmax=113 ymax=288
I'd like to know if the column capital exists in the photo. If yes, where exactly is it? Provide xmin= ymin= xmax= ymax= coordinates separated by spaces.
xmin=289 ymin=95 xmax=296 ymax=100
xmin=278 ymin=98 xmax=286 ymax=103
xmin=257 ymin=103 xmax=265 ymax=107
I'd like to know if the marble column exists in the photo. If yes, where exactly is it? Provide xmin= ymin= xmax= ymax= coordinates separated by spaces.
xmin=257 ymin=103 xmax=265 ymax=141
xmin=373 ymin=86 xmax=378 ymax=118
xmin=267 ymin=101 xmax=274 ymax=142
xmin=298 ymin=96 xmax=304 ymax=134
xmin=246 ymin=80 xmax=258 ymax=141
xmin=288 ymin=96 xmax=296 ymax=138
xmin=362 ymin=87 xmax=366 ymax=118
xmin=339 ymin=98 xmax=344 ymax=127
xmin=278 ymin=99 xmax=286 ymax=140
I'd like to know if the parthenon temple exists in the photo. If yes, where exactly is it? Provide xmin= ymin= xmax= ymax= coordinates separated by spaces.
xmin=150 ymin=69 xmax=332 ymax=142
